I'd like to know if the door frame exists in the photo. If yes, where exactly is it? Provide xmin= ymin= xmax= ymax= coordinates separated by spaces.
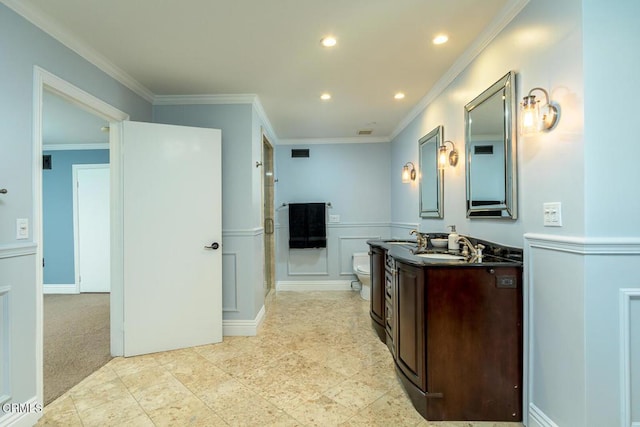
xmin=33 ymin=67 xmax=129 ymax=403
xmin=261 ymin=130 xmax=275 ymax=295
xmin=72 ymin=164 xmax=110 ymax=293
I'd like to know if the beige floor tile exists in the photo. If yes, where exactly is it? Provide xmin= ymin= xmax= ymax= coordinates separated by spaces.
xmin=323 ymin=377 xmax=388 ymax=411
xmin=75 ymin=394 xmax=147 ymax=427
xmin=213 ymin=394 xmax=290 ymax=427
xmin=284 ymin=394 xmax=357 ymax=426
xmin=42 ymin=291 xmax=524 ymax=427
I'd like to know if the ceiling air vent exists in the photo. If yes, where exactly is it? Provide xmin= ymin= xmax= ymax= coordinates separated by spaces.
xmin=291 ymin=149 xmax=310 ymax=158
xmin=357 ymin=129 xmax=373 ymax=135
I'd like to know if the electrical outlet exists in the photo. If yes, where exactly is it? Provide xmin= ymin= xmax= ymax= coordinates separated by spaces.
xmin=16 ymin=218 xmax=29 ymax=239
xmin=543 ymin=202 xmax=562 ymax=227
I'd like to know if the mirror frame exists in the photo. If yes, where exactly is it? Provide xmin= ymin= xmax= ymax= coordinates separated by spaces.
xmin=464 ymin=71 xmax=517 ymax=219
xmin=418 ymin=125 xmax=444 ymax=218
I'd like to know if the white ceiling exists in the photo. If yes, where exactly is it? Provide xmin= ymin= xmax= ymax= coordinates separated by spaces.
xmin=14 ymin=0 xmax=517 ymax=143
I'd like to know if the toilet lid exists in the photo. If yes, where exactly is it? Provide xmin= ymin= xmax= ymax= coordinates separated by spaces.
xmin=356 ymin=264 xmax=370 ymax=275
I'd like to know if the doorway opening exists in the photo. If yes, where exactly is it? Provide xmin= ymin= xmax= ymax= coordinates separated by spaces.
xmin=262 ymin=133 xmax=275 ymax=296
xmin=33 ymin=66 xmax=129 ymax=405
xmin=41 ymin=89 xmax=113 ymax=404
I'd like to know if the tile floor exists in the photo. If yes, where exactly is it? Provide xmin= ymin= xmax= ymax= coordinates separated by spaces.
xmin=37 ymin=291 xmax=524 ymax=427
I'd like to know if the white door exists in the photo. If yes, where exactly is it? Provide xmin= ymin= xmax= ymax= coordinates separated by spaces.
xmin=74 ymin=165 xmax=110 ymax=292
xmin=120 ymin=121 xmax=222 ymax=357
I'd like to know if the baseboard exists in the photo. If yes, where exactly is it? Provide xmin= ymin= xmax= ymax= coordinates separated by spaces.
xmin=222 ymin=305 xmax=265 ymax=336
xmin=0 ymin=396 xmax=43 ymax=426
xmin=276 ymin=280 xmax=354 ymax=291
xmin=42 ymin=284 xmax=78 ymax=294
xmin=528 ymin=403 xmax=559 ymax=427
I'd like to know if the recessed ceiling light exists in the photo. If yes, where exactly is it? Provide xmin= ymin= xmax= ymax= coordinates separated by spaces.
xmin=320 ymin=36 xmax=337 ymax=47
xmin=433 ymin=34 xmax=449 ymax=45
xmin=394 ymin=92 xmax=405 ymax=100
xmin=320 ymin=93 xmax=331 ymax=100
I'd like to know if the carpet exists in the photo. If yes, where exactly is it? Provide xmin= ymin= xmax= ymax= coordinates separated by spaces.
xmin=43 ymin=293 xmax=111 ymax=406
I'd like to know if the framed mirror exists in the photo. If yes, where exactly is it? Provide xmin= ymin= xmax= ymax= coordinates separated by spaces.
xmin=464 ymin=71 xmax=517 ymax=219
xmin=419 ymin=125 xmax=443 ymax=218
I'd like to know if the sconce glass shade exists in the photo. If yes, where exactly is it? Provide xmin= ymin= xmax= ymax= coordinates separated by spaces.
xmin=521 ymin=88 xmax=559 ymax=135
xmin=438 ymin=141 xmax=459 ymax=169
xmin=402 ymin=162 xmax=416 ymax=183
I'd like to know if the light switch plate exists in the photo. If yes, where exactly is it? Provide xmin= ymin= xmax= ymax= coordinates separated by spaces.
xmin=543 ymin=202 xmax=562 ymax=227
xmin=329 ymin=214 xmax=340 ymax=223
xmin=16 ymin=218 xmax=29 ymax=239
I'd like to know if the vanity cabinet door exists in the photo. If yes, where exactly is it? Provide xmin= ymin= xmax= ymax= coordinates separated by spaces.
xmin=396 ymin=261 xmax=426 ymax=391
xmin=369 ymin=247 xmax=385 ymax=326
xmin=425 ymin=267 xmax=522 ymax=421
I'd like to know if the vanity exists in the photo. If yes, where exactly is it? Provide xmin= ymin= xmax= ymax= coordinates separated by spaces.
xmin=368 ymin=237 xmax=523 ymax=422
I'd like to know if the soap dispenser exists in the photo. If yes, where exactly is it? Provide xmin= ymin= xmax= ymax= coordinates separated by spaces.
xmin=447 ymin=225 xmax=459 ymax=251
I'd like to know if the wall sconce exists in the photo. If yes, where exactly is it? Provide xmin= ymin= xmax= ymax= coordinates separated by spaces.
xmin=438 ymin=140 xmax=459 ymax=169
xmin=402 ymin=162 xmax=416 ymax=183
xmin=521 ymin=87 xmax=559 ymax=135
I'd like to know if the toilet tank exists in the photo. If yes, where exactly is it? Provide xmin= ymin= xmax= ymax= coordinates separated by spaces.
xmin=352 ymin=252 xmax=370 ymax=271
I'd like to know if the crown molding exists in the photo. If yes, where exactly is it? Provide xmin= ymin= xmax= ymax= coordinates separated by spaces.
xmin=390 ymin=0 xmax=530 ymax=140
xmin=1 ymin=0 xmax=155 ymax=102
xmin=252 ymin=96 xmax=278 ymax=145
xmin=153 ymin=93 xmax=280 ymax=144
xmin=279 ymin=136 xmax=390 ymax=146
xmin=153 ymin=94 xmax=259 ymax=105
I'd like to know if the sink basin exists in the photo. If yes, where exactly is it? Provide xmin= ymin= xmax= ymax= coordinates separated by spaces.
xmin=416 ymin=253 xmax=466 ymax=261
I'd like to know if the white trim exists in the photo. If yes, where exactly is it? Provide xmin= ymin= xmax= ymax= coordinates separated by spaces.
xmin=222 ymin=305 xmax=265 ymax=336
xmin=524 ymin=233 xmax=640 ymax=255
xmin=620 ymin=289 xmax=640 ymax=427
xmin=278 ymin=136 xmax=390 ymax=145
xmin=276 ymin=280 xmax=354 ymax=291
xmin=391 ymin=222 xmax=420 ymax=231
xmin=253 ymin=97 xmax=278 ymax=146
xmin=222 ymin=227 xmax=263 ymax=237
xmin=286 ymin=247 xmax=329 ymax=277
xmin=153 ymin=94 xmax=279 ymax=145
xmin=42 ymin=284 xmax=78 ymax=295
xmin=0 ymin=243 xmax=37 ymax=259
xmin=43 ymin=143 xmax=109 ymax=151
xmin=275 ymin=221 xmax=391 ymax=229
xmin=390 ymin=0 xmax=530 ymax=140
xmin=153 ymin=93 xmax=258 ymax=105
xmin=528 ymin=403 xmax=559 ymax=427
xmin=1 ymin=0 xmax=154 ymax=102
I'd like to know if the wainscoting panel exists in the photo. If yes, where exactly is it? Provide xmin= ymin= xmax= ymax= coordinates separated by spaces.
xmin=0 ymin=286 xmax=10 ymax=406
xmin=221 ymin=253 xmax=238 ymax=312
xmin=525 ymin=233 xmax=640 ymax=427
xmin=287 ymin=248 xmax=329 ymax=276
xmin=621 ymin=289 xmax=640 ymax=427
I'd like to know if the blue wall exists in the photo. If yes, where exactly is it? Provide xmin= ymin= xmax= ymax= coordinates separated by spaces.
xmin=42 ymin=150 xmax=109 ymax=284
xmin=275 ymin=142 xmax=391 ymax=285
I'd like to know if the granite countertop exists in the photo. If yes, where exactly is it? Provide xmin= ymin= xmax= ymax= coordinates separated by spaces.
xmin=367 ymin=235 xmax=523 ymax=267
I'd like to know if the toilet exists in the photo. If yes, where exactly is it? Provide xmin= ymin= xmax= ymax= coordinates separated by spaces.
xmin=352 ymin=252 xmax=371 ymax=301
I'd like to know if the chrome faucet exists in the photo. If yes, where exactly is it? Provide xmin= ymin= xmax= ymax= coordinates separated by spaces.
xmin=457 ymin=236 xmax=485 ymax=262
xmin=409 ymin=229 xmax=429 ymax=253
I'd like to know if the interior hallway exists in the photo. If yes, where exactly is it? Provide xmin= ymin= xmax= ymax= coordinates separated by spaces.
xmin=37 ymin=291 xmax=524 ymax=426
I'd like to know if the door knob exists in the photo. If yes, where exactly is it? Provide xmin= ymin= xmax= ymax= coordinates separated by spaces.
xmin=204 ymin=242 xmax=220 ymax=250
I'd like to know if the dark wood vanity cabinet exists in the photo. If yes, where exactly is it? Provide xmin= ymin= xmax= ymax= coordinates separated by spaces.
xmin=392 ymin=260 xmax=523 ymax=422
xmin=369 ymin=246 xmax=386 ymax=341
